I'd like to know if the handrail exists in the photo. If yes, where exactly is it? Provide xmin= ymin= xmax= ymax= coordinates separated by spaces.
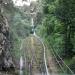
xmin=50 ymin=43 xmax=74 ymax=74
xmin=49 ymin=45 xmax=66 ymax=73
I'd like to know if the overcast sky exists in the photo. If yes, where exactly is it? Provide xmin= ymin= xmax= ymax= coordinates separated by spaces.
xmin=12 ymin=0 xmax=37 ymax=6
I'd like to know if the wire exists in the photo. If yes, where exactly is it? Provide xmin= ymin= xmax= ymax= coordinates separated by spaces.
xmin=49 ymin=45 xmax=66 ymax=73
xmin=50 ymin=44 xmax=74 ymax=74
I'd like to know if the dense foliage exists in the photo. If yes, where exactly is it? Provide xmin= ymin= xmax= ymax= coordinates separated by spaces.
xmin=1 ymin=0 xmax=75 ymax=73
xmin=37 ymin=0 xmax=75 ymax=73
xmin=3 ymin=2 xmax=31 ymax=62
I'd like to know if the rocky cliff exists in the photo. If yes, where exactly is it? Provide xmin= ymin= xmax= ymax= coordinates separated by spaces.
xmin=0 ymin=2 xmax=14 ymax=71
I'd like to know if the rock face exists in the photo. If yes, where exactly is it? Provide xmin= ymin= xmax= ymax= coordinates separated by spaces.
xmin=0 ymin=7 xmax=14 ymax=70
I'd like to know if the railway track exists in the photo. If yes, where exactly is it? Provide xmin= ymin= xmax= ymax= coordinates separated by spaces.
xmin=19 ymin=30 xmax=74 ymax=75
xmin=23 ymin=35 xmax=47 ymax=75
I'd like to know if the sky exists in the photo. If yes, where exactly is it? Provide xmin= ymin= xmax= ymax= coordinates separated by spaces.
xmin=12 ymin=0 xmax=37 ymax=6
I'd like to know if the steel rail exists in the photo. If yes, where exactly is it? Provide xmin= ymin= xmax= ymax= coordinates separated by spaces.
xmin=34 ymin=35 xmax=50 ymax=75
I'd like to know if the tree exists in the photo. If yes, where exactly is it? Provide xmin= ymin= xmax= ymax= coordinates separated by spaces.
xmin=37 ymin=0 xmax=75 ymax=58
xmin=56 ymin=0 xmax=75 ymax=57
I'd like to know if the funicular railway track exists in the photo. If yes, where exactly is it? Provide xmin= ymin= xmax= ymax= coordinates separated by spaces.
xmin=19 ymin=34 xmax=74 ymax=75
xmin=24 ymin=35 xmax=47 ymax=75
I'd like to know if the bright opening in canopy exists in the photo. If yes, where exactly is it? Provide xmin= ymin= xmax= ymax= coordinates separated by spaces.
xmin=12 ymin=0 xmax=37 ymax=6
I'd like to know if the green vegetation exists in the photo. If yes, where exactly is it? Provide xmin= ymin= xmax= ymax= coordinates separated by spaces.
xmin=10 ymin=12 xmax=31 ymax=60
xmin=36 ymin=0 xmax=75 ymax=73
xmin=3 ymin=1 xmax=31 ymax=61
xmin=1 ymin=0 xmax=75 ymax=74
